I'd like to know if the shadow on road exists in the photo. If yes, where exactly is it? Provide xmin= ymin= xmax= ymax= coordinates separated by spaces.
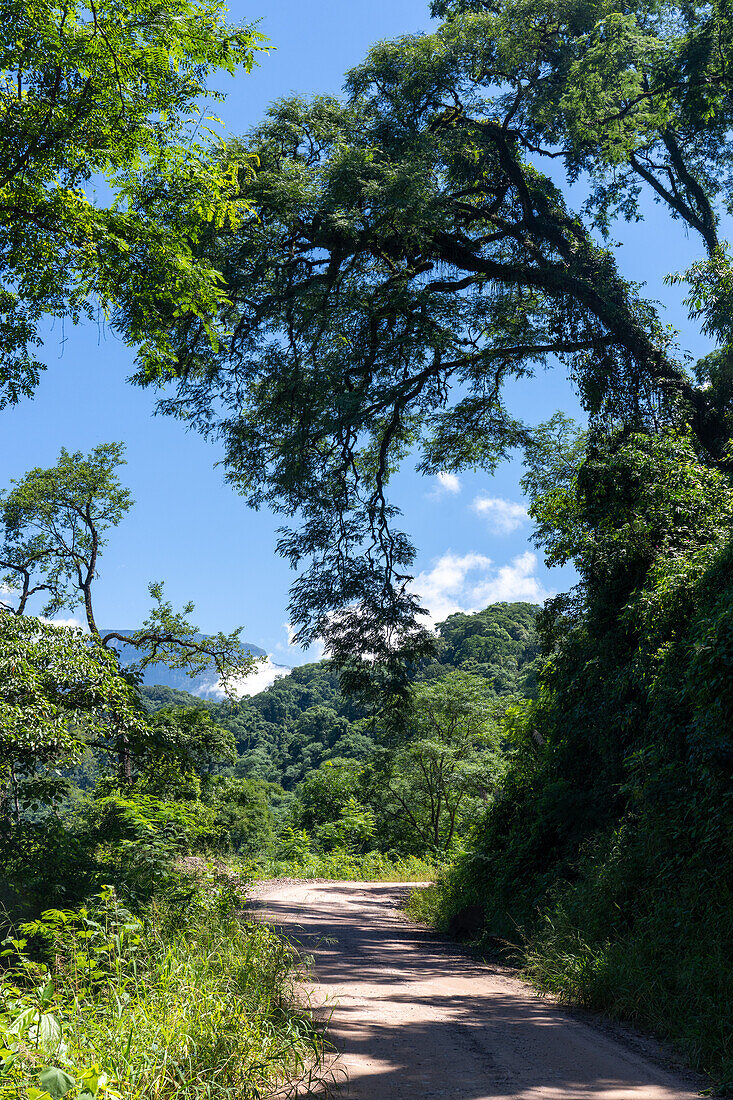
xmin=248 ymin=883 xmax=702 ymax=1100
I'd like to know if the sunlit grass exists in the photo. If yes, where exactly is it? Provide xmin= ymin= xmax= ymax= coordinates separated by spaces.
xmin=403 ymin=883 xmax=443 ymax=922
xmin=0 ymin=883 xmax=328 ymax=1099
xmin=251 ymin=848 xmax=436 ymax=882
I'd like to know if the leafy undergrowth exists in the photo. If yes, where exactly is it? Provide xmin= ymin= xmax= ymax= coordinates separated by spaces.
xmin=412 ymin=801 xmax=733 ymax=1096
xmin=0 ymin=881 xmax=328 ymax=1100
xmin=518 ymin=830 xmax=733 ymax=1096
xmin=251 ymin=846 xmax=436 ymax=882
xmin=403 ymin=883 xmax=443 ymax=923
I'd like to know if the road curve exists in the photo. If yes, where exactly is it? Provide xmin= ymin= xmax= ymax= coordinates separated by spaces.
xmin=248 ymin=880 xmax=702 ymax=1100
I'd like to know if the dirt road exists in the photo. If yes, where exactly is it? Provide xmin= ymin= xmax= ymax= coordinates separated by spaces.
xmin=249 ymin=880 xmax=703 ymax=1100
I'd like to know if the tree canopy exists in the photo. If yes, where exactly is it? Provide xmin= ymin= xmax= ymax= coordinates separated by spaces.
xmin=0 ymin=444 xmax=256 ymax=689
xmin=377 ymin=670 xmax=504 ymax=852
xmin=140 ymin=601 xmax=540 ymax=791
xmin=0 ymin=445 xmax=258 ymax=785
xmin=0 ymin=0 xmax=264 ymax=406
xmin=141 ymin=0 xmax=733 ymax=669
xmin=0 ymin=610 xmax=144 ymax=826
xmin=0 ymin=443 xmax=132 ymax=624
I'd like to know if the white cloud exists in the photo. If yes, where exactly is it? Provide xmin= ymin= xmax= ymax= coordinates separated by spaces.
xmin=470 ymin=550 xmax=549 ymax=607
xmin=412 ymin=551 xmax=493 ymax=624
xmin=411 ymin=550 xmax=549 ymax=627
xmin=42 ymin=615 xmax=87 ymax=631
xmin=434 ymin=471 xmax=461 ymax=494
xmin=196 ymin=656 xmax=291 ymax=700
xmin=273 ymin=624 xmax=299 ymax=653
xmin=472 ymin=495 xmax=529 ymax=534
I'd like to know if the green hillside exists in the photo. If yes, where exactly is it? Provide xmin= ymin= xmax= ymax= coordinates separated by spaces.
xmin=141 ymin=601 xmax=540 ymax=789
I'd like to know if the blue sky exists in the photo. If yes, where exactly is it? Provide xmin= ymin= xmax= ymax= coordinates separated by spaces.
xmin=0 ymin=0 xmax=717 ymax=689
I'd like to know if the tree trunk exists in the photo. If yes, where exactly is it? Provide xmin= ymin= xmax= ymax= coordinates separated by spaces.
xmin=0 ymin=764 xmax=11 ymax=835
xmin=9 ymin=761 xmax=20 ymax=827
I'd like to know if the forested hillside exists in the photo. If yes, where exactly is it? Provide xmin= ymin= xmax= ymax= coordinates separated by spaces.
xmin=141 ymin=601 xmax=540 ymax=788
xmin=2 ymin=601 xmax=537 ymax=926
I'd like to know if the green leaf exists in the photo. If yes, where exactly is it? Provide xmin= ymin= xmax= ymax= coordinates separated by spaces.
xmin=39 ymin=1066 xmax=75 ymax=1099
xmin=39 ymin=1013 xmax=62 ymax=1052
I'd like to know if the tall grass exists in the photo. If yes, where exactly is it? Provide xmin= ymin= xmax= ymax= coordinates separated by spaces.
xmin=403 ymin=883 xmax=443 ymax=923
xmin=520 ymin=864 xmax=733 ymax=1093
xmin=0 ymin=881 xmax=328 ymax=1099
xmin=251 ymin=847 xmax=435 ymax=882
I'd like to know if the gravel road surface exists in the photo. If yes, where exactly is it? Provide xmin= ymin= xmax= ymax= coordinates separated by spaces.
xmin=248 ymin=880 xmax=703 ymax=1100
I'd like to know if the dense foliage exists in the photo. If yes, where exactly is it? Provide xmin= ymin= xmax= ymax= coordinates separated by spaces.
xmin=0 ymin=601 xmax=537 ymax=922
xmin=0 ymin=445 xmax=257 ymax=786
xmin=422 ymin=429 xmax=733 ymax=1089
xmin=3 ymin=0 xmax=733 ymax=1091
xmin=0 ymin=0 xmax=264 ymax=405
xmin=0 ymin=882 xmax=326 ymax=1099
xmin=0 ymin=612 xmax=145 ymax=829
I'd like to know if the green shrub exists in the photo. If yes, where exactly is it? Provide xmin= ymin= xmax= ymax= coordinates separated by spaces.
xmin=0 ymin=883 xmax=327 ymax=1100
xmin=203 ymin=777 xmax=275 ymax=856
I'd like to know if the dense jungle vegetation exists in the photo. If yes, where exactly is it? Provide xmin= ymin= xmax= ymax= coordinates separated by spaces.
xmin=3 ymin=0 xmax=733 ymax=1094
xmin=3 ymin=599 xmax=539 ymax=914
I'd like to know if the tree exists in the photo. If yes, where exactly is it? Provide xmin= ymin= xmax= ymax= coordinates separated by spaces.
xmin=0 ymin=443 xmax=254 ymax=681
xmin=142 ymin=0 xmax=733 ymax=671
xmin=376 ymin=671 xmax=504 ymax=853
xmin=0 ymin=611 xmax=144 ymax=831
xmin=205 ymin=775 xmax=275 ymax=855
xmin=134 ymin=706 xmax=237 ymax=797
xmin=520 ymin=425 xmax=733 ymax=790
xmin=0 ymin=0 xmax=265 ymax=406
xmin=0 ymin=443 xmax=132 ymax=626
xmin=291 ymin=758 xmax=365 ymax=831
xmin=290 ymin=758 xmax=376 ymax=853
xmin=0 ymin=444 xmax=259 ymax=778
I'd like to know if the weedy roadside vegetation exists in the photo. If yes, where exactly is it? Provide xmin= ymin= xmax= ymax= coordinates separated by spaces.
xmin=517 ymin=816 xmax=733 ymax=1096
xmin=251 ymin=842 xmax=435 ymax=883
xmin=0 ymin=880 xmax=328 ymax=1100
xmin=407 ymin=796 xmax=733 ymax=1095
xmin=403 ymin=884 xmax=442 ymax=925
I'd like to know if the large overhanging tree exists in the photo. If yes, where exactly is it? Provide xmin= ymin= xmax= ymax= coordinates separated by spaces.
xmin=142 ymin=0 xmax=733 ymax=676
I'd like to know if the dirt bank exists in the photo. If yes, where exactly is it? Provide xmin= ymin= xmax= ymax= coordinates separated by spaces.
xmin=248 ymin=880 xmax=704 ymax=1100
